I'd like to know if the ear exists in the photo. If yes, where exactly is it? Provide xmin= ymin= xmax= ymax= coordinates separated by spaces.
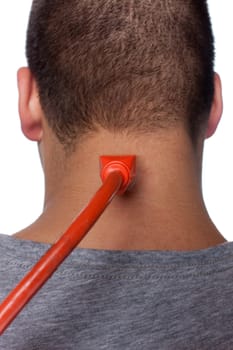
xmin=17 ymin=67 xmax=43 ymax=141
xmin=205 ymin=73 xmax=223 ymax=139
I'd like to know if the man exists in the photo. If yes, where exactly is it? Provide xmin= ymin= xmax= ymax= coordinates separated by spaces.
xmin=0 ymin=0 xmax=232 ymax=348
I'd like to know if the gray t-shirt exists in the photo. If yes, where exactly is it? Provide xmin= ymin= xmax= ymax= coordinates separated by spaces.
xmin=0 ymin=233 xmax=233 ymax=349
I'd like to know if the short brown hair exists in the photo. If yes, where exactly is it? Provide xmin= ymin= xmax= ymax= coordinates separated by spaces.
xmin=26 ymin=0 xmax=215 ymax=148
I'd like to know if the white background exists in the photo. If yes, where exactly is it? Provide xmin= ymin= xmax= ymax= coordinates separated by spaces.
xmin=0 ymin=1 xmax=232 ymax=240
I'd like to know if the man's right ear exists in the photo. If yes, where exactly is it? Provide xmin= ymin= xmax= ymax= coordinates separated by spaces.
xmin=205 ymin=73 xmax=223 ymax=139
xmin=17 ymin=67 xmax=43 ymax=141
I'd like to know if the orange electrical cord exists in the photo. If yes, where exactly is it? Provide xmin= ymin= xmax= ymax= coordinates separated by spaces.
xmin=0 ymin=155 xmax=136 ymax=336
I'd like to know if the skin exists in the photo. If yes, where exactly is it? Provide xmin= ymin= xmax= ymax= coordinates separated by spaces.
xmin=14 ymin=68 xmax=226 ymax=251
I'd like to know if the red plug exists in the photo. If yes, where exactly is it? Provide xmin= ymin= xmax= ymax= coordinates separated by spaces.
xmin=0 ymin=155 xmax=136 ymax=336
xmin=100 ymin=156 xmax=136 ymax=195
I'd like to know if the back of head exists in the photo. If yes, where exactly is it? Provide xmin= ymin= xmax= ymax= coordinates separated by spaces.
xmin=27 ymin=0 xmax=215 ymax=149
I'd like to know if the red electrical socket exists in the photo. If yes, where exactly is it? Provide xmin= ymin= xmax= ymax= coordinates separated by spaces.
xmin=100 ymin=155 xmax=136 ymax=195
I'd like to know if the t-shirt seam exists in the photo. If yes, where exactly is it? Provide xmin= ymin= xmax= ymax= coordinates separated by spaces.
xmin=2 ymin=261 xmax=233 ymax=279
xmin=3 ymin=256 xmax=233 ymax=269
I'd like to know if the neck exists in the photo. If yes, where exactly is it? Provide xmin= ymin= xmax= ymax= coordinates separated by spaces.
xmin=15 ymin=128 xmax=226 ymax=250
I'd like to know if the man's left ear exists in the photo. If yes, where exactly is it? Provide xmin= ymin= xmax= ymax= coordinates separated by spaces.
xmin=205 ymin=73 xmax=223 ymax=139
xmin=17 ymin=67 xmax=43 ymax=141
